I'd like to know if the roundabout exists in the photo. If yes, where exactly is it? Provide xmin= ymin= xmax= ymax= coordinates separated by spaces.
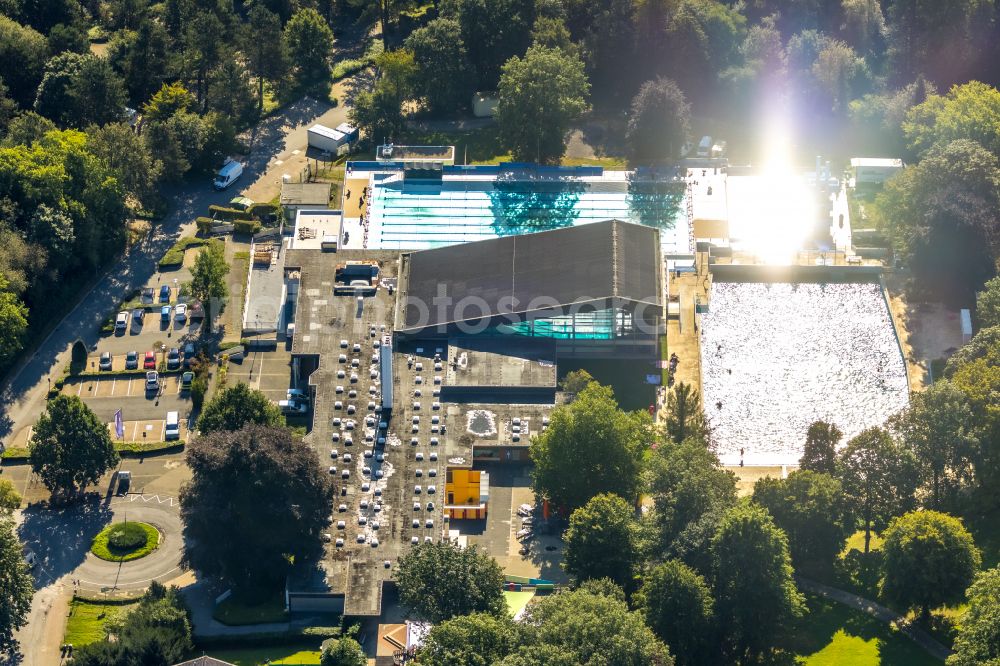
xmin=90 ymin=521 xmax=160 ymax=562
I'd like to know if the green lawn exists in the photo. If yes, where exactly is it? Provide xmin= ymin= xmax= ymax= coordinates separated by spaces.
xmin=90 ymin=521 xmax=160 ymax=562
xmin=201 ymin=643 xmax=322 ymax=665
xmin=777 ymin=594 xmax=942 ymax=665
xmin=64 ymin=598 xmax=140 ymax=647
xmin=843 ymin=530 xmax=884 ymax=554
xmin=212 ymin=593 xmax=289 ymax=626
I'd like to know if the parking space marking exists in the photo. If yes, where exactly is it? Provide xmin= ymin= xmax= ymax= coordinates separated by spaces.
xmin=111 ymin=377 xmax=116 ymax=395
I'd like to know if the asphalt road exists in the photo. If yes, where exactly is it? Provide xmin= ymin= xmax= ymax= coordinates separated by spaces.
xmin=3 ymin=95 xmax=350 ymax=664
xmin=0 ymin=96 xmax=349 ymax=450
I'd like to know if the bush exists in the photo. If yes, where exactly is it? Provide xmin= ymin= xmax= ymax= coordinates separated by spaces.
xmin=1 ymin=447 xmax=29 ymax=460
xmin=248 ymin=202 xmax=280 ymax=220
xmin=196 ymin=217 xmax=215 ymax=234
xmin=233 ymin=219 xmax=262 ymax=235
xmin=191 ymin=376 xmax=208 ymax=409
xmin=71 ymin=340 xmax=88 ymax=374
xmin=209 ymin=204 xmax=254 ymax=221
xmin=159 ymin=236 xmax=206 ymax=268
xmin=108 ymin=522 xmax=149 ymax=549
xmin=90 ymin=522 xmax=160 ymax=561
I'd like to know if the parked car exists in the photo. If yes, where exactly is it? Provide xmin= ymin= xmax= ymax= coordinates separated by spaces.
xmin=175 ymin=303 xmax=187 ymax=322
xmin=183 ymin=343 xmax=197 ymax=367
xmin=160 ymin=305 xmax=171 ymax=323
xmin=145 ymin=370 xmax=159 ymax=391
xmin=99 ymin=352 xmax=112 ymax=371
xmin=141 ymin=287 xmax=154 ymax=304
xmin=166 ymin=348 xmax=180 ymax=370
xmin=165 ymin=411 xmax=180 ymax=440
xmin=159 ymin=285 xmax=170 ymax=303
xmin=180 ymin=371 xmax=194 ymax=390
xmin=143 ymin=351 xmax=156 ymax=369
xmin=116 ymin=470 xmax=131 ymax=495
xmin=131 ymin=308 xmax=145 ymax=328
xmin=125 ymin=351 xmax=139 ymax=370
xmin=114 ymin=311 xmax=128 ymax=333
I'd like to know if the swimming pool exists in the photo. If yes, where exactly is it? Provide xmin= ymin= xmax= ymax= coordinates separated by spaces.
xmin=363 ymin=176 xmax=689 ymax=251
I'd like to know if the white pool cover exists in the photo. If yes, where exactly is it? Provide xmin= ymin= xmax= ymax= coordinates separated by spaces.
xmin=700 ymin=281 xmax=909 ymax=466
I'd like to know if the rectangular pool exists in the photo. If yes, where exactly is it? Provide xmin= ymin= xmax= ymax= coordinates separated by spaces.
xmin=363 ymin=176 xmax=689 ymax=251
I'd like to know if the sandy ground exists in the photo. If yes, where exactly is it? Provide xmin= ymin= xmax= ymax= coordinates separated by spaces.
xmin=886 ymin=284 xmax=965 ymax=391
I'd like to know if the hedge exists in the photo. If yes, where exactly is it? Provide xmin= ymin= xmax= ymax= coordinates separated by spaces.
xmin=233 ymin=219 xmax=262 ymax=235
xmin=76 ymin=368 xmax=184 ymax=379
xmin=0 ymin=442 xmax=183 ymax=462
xmin=208 ymin=204 xmax=254 ymax=222
xmin=248 ymin=202 xmax=279 ymax=219
xmin=159 ymin=236 xmax=206 ymax=268
xmin=196 ymin=216 xmax=215 ymax=234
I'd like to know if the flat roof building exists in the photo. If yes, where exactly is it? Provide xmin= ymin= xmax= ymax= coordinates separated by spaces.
xmin=395 ymin=219 xmax=663 ymax=358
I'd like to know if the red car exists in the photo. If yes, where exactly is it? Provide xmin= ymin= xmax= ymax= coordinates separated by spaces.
xmin=143 ymin=351 xmax=156 ymax=369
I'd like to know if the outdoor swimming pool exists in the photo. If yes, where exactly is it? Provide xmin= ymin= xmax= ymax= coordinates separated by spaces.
xmin=700 ymin=281 xmax=909 ymax=466
xmin=363 ymin=176 xmax=689 ymax=251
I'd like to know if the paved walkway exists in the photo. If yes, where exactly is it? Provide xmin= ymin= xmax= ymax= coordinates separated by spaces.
xmin=796 ymin=576 xmax=952 ymax=661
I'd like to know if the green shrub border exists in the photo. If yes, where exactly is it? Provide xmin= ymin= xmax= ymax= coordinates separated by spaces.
xmin=159 ymin=236 xmax=207 ymax=268
xmin=90 ymin=521 xmax=160 ymax=562
xmin=2 ymin=442 xmax=183 ymax=462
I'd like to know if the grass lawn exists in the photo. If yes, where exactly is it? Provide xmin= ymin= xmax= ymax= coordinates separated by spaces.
xmin=201 ymin=643 xmax=321 ymax=665
xmin=90 ymin=521 xmax=160 ymax=562
xmin=843 ymin=530 xmax=884 ymax=553
xmin=778 ymin=593 xmax=943 ymax=665
xmin=212 ymin=593 xmax=289 ymax=626
xmin=557 ymin=359 xmax=656 ymax=411
xmin=64 ymin=598 xmax=139 ymax=646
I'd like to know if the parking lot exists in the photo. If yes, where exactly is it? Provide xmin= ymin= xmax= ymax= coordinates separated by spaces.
xmin=105 ymin=418 xmax=190 ymax=443
xmin=59 ymin=375 xmax=191 ymax=423
xmin=225 ymin=346 xmax=294 ymax=403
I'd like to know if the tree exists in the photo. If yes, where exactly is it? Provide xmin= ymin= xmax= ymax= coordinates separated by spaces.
xmin=752 ymin=470 xmax=849 ymax=568
xmin=0 ymin=16 xmax=48 ymax=107
xmin=35 ymin=53 xmax=127 ymax=128
xmin=284 ymin=8 xmax=334 ymax=86
xmin=87 ymin=123 xmax=162 ymax=202
xmin=880 ymin=510 xmax=981 ymax=621
xmin=711 ymin=503 xmax=805 ymax=661
xmin=0 ymin=79 xmax=16 ymax=137
xmin=811 ymin=39 xmax=867 ymax=114
xmin=904 ymin=82 xmax=1000 ymax=158
xmin=69 ymin=582 xmax=193 ymax=665
xmin=405 ymin=18 xmax=475 ymax=114
xmin=626 ymin=77 xmax=691 ymax=164
xmin=142 ymin=82 xmax=195 ymax=122
xmin=0 ymin=276 xmax=28 ymax=367
xmin=889 ymin=380 xmax=979 ymax=508
xmin=563 ymin=493 xmax=639 ymax=588
xmin=496 ymin=45 xmax=590 ymax=163
xmin=976 ymin=276 xmax=1000 ymax=329
xmin=181 ymin=11 xmax=224 ymax=110
xmin=445 ymin=0 xmax=534 ymax=90
xmin=503 ymin=585 xmax=673 ymax=665
xmin=107 ymin=17 xmax=170 ymax=104
xmin=320 ymin=637 xmax=366 ymax=666
xmin=395 ymin=541 xmax=506 ymax=623
xmin=799 ymin=420 xmax=843 ymax=474
xmin=207 ymin=58 xmax=256 ymax=125
xmin=646 ymin=439 xmax=737 ymax=555
xmin=29 ymin=395 xmax=119 ymax=500
xmin=870 ymin=139 xmax=1000 ymax=302
xmin=196 ymin=382 xmax=283 ymax=434
xmin=887 ymin=0 xmax=992 ymax=85
xmin=418 ymin=612 xmax=517 ymax=666
xmin=243 ymin=4 xmax=288 ymax=114
xmin=190 ymin=239 xmax=229 ymax=318
xmin=948 ymin=566 xmax=1000 ymax=666
xmin=0 ymin=479 xmax=22 ymax=513
xmin=180 ymin=425 xmax=333 ymax=591
xmin=638 ymin=559 xmax=715 ymax=666
xmin=837 ymin=427 xmax=918 ymax=553
xmin=530 ymin=382 xmax=649 ymax=512
xmin=558 ymin=369 xmax=594 ymax=395
xmin=0 ymin=516 xmax=33 ymax=657
xmin=664 ymin=382 xmax=709 ymax=444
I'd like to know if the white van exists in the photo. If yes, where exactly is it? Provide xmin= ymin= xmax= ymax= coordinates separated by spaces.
xmin=165 ymin=411 xmax=180 ymax=440
xmin=213 ymin=159 xmax=244 ymax=190
xmin=696 ymin=135 xmax=713 ymax=158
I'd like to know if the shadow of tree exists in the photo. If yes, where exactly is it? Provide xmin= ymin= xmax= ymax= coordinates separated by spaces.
xmin=18 ymin=496 xmax=114 ymax=589
xmin=488 ymin=171 xmax=585 ymax=237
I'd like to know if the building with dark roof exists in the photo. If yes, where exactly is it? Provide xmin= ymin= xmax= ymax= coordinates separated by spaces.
xmin=394 ymin=219 xmax=663 ymax=358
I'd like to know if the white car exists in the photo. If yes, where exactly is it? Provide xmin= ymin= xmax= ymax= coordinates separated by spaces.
xmin=175 ymin=303 xmax=187 ymax=322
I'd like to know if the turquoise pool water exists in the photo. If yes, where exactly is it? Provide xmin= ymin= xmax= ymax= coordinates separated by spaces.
xmin=364 ymin=177 xmax=689 ymax=250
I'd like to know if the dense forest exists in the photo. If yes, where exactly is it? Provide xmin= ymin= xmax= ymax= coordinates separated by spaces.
xmin=2 ymin=0 xmax=1000 ymax=368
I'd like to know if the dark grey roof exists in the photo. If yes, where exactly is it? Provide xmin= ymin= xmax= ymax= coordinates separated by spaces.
xmin=173 ymin=657 xmax=237 ymax=666
xmin=401 ymin=220 xmax=660 ymax=332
